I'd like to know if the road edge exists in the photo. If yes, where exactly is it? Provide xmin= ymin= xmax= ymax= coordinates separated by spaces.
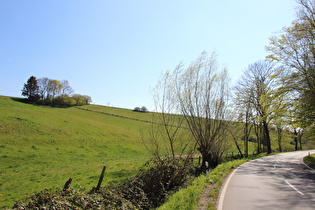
xmin=301 ymin=151 xmax=315 ymax=171
xmin=217 ymin=164 xmax=241 ymax=210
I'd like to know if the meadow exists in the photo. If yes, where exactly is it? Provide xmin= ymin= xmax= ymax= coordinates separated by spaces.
xmin=0 ymin=95 xmax=309 ymax=209
xmin=0 ymin=96 xmax=153 ymax=208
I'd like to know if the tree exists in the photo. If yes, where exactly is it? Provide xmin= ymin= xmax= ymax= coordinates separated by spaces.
xmin=234 ymin=84 xmax=255 ymax=157
xmin=61 ymin=80 xmax=74 ymax=96
xmin=141 ymin=106 xmax=148 ymax=112
xmin=22 ymin=76 xmax=40 ymax=102
xmin=82 ymin=95 xmax=92 ymax=105
xmin=37 ymin=77 xmax=50 ymax=100
xmin=174 ymin=52 xmax=231 ymax=168
xmin=234 ymin=60 xmax=276 ymax=154
xmin=141 ymin=71 xmax=193 ymax=162
xmin=150 ymin=71 xmax=192 ymax=159
xmin=133 ymin=107 xmax=141 ymax=112
xmin=266 ymin=0 xmax=315 ymax=136
xmin=47 ymin=79 xmax=62 ymax=99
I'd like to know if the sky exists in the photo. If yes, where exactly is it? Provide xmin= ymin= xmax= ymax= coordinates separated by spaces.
xmin=0 ymin=0 xmax=297 ymax=110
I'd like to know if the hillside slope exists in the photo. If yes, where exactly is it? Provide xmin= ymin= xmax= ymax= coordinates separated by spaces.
xmin=0 ymin=96 xmax=152 ymax=208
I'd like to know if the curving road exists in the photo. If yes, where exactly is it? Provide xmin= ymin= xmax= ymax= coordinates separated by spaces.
xmin=219 ymin=150 xmax=315 ymax=210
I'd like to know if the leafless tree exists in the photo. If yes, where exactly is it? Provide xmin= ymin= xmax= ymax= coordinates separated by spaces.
xmin=37 ymin=77 xmax=50 ymax=100
xmin=173 ymin=52 xmax=231 ymax=168
xmin=234 ymin=60 xmax=276 ymax=154
xmin=141 ymin=71 xmax=193 ymax=161
xmin=61 ymin=80 xmax=74 ymax=96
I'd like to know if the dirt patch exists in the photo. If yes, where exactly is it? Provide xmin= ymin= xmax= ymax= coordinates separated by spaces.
xmin=196 ymin=183 xmax=217 ymax=210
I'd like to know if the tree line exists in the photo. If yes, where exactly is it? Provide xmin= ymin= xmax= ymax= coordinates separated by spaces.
xmin=22 ymin=76 xmax=92 ymax=107
xmin=143 ymin=0 xmax=315 ymax=169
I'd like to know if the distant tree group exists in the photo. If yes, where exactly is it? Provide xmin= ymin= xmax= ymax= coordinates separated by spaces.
xmin=133 ymin=106 xmax=148 ymax=112
xmin=22 ymin=76 xmax=92 ymax=107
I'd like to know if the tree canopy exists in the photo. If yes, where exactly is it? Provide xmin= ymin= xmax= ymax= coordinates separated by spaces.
xmin=22 ymin=76 xmax=92 ymax=107
xmin=266 ymin=0 xmax=315 ymax=135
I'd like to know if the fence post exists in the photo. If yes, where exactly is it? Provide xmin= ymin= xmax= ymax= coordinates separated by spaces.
xmin=63 ymin=178 xmax=72 ymax=191
xmin=96 ymin=166 xmax=106 ymax=192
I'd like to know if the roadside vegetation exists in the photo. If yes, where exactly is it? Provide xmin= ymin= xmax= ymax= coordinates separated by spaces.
xmin=159 ymin=154 xmax=267 ymax=210
xmin=1 ymin=0 xmax=315 ymax=209
xmin=304 ymin=154 xmax=315 ymax=169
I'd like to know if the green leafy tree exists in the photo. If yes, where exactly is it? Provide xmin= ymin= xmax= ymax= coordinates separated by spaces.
xmin=266 ymin=0 xmax=315 ymax=136
xmin=21 ymin=76 xmax=40 ymax=102
xmin=47 ymin=79 xmax=62 ymax=99
xmin=82 ymin=95 xmax=92 ymax=105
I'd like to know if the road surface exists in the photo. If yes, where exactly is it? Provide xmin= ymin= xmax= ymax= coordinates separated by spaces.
xmin=219 ymin=150 xmax=315 ymax=210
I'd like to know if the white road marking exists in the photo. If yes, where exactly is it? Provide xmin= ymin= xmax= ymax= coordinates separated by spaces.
xmin=218 ymin=167 xmax=239 ymax=210
xmin=285 ymin=180 xmax=304 ymax=196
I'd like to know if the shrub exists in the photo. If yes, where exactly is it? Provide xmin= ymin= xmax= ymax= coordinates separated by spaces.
xmin=13 ymin=186 xmax=136 ymax=209
xmin=13 ymin=158 xmax=195 ymax=209
xmin=115 ymin=158 xmax=195 ymax=209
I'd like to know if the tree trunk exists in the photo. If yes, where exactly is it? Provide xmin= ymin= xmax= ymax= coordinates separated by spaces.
xmin=244 ymin=122 xmax=249 ymax=158
xmin=294 ymin=136 xmax=298 ymax=151
xmin=294 ymin=129 xmax=298 ymax=151
xmin=263 ymin=122 xmax=271 ymax=154
xmin=276 ymin=126 xmax=282 ymax=152
xmin=199 ymin=151 xmax=218 ymax=170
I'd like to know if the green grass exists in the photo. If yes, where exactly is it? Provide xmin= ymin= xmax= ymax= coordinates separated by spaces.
xmin=304 ymin=154 xmax=315 ymax=169
xmin=158 ymin=154 xmax=267 ymax=210
xmin=0 ymin=96 xmax=152 ymax=208
xmin=0 ymin=95 xmax=311 ymax=208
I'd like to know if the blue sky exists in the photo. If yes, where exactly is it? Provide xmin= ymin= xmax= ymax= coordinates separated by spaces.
xmin=0 ymin=0 xmax=296 ymax=110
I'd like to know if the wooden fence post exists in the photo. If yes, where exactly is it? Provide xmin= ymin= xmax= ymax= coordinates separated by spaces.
xmin=96 ymin=166 xmax=106 ymax=192
xmin=63 ymin=178 xmax=72 ymax=191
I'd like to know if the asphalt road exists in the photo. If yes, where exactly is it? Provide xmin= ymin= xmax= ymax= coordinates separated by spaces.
xmin=219 ymin=150 xmax=315 ymax=210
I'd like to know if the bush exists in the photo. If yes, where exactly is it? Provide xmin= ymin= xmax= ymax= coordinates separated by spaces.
xmin=13 ymin=158 xmax=195 ymax=209
xmin=115 ymin=158 xmax=195 ymax=209
xmin=13 ymin=186 xmax=136 ymax=209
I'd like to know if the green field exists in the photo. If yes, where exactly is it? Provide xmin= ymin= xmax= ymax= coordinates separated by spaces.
xmin=0 ymin=96 xmax=153 ymax=208
xmin=0 ymin=95 xmax=312 ymax=209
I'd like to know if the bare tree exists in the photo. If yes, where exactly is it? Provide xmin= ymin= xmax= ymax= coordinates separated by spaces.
xmin=61 ymin=80 xmax=74 ymax=96
xmin=234 ymin=60 xmax=276 ymax=154
xmin=37 ymin=77 xmax=50 ymax=100
xmin=173 ymin=52 xmax=231 ymax=168
xmin=142 ymin=71 xmax=193 ymax=160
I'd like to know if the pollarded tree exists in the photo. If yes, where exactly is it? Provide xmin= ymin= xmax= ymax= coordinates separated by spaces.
xmin=22 ymin=76 xmax=40 ymax=102
xmin=174 ymin=52 xmax=231 ymax=168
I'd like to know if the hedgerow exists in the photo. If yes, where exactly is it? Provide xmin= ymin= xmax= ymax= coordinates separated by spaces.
xmin=13 ymin=158 xmax=195 ymax=209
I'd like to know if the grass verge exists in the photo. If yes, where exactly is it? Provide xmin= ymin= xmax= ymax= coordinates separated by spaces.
xmin=303 ymin=154 xmax=315 ymax=169
xmin=158 ymin=154 xmax=267 ymax=210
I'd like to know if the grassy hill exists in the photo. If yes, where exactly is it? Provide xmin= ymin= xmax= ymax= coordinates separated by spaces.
xmin=1 ymin=95 xmax=312 ymax=208
xmin=0 ymin=96 xmax=153 ymax=208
